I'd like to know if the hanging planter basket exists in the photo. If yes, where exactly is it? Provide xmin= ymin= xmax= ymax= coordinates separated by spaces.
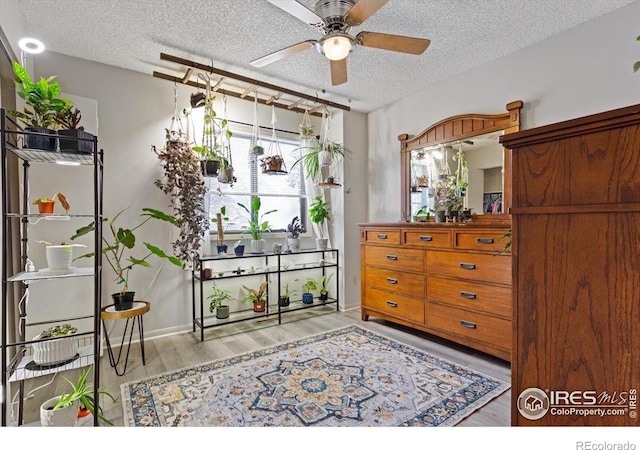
xmin=261 ymin=155 xmax=287 ymax=174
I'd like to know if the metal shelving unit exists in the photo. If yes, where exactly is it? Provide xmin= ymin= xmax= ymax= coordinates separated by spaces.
xmin=1 ymin=108 xmax=103 ymax=426
xmin=191 ymin=248 xmax=339 ymax=341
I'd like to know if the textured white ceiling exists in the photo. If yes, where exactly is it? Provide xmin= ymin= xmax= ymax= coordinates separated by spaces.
xmin=16 ymin=0 xmax=638 ymax=112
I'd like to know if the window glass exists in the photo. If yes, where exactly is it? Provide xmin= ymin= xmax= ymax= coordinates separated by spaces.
xmin=206 ymin=132 xmax=307 ymax=235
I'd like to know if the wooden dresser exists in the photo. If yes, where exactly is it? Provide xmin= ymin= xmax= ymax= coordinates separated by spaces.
xmin=360 ymin=223 xmax=512 ymax=360
xmin=501 ymin=103 xmax=640 ymax=426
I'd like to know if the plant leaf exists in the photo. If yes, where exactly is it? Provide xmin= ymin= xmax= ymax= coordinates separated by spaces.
xmin=71 ymin=222 xmax=96 ymax=240
xmin=141 ymin=208 xmax=179 ymax=227
xmin=634 ymin=61 xmax=640 ymax=73
xmin=144 ymin=242 xmax=183 ymax=267
xmin=116 ymin=228 xmax=135 ymax=248
xmin=129 ymin=256 xmax=152 ymax=267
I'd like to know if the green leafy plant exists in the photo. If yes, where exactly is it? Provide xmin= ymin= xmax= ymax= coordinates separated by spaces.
xmin=283 ymin=280 xmax=298 ymax=298
xmin=238 ymin=196 xmax=277 ymax=240
xmin=53 ymin=366 xmax=116 ymax=426
xmin=304 ymin=273 xmax=334 ymax=295
xmin=309 ymin=196 xmax=331 ymax=228
xmin=71 ymin=207 xmax=182 ymax=294
xmin=211 ymin=206 xmax=229 ymax=246
xmin=498 ymin=229 xmax=512 ymax=255
xmin=434 ymin=179 xmax=463 ymax=212
xmin=207 ymin=284 xmax=232 ymax=313
xmin=286 ymin=216 xmax=303 ymax=239
xmin=8 ymin=61 xmax=72 ymax=129
xmin=291 ymin=140 xmax=351 ymax=181
xmin=40 ymin=323 xmax=77 ymax=338
xmin=243 ymin=281 xmax=268 ymax=304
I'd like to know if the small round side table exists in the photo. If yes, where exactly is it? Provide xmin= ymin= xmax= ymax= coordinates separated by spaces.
xmin=101 ymin=300 xmax=150 ymax=376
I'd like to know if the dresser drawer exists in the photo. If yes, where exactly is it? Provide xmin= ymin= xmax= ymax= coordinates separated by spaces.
xmin=365 ymin=266 xmax=425 ymax=298
xmin=453 ymin=229 xmax=510 ymax=253
xmin=425 ymin=302 xmax=511 ymax=350
xmin=427 ymin=250 xmax=512 ymax=286
xmin=403 ymin=230 xmax=451 ymax=249
xmin=363 ymin=229 xmax=401 ymax=246
xmin=363 ymin=287 xmax=425 ymax=324
xmin=364 ymin=245 xmax=425 ymax=272
xmin=427 ymin=277 xmax=512 ymax=318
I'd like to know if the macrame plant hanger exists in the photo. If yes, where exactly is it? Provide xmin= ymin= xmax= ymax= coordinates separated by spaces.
xmin=168 ymin=83 xmax=184 ymax=138
xmin=250 ymin=91 xmax=264 ymax=158
xmin=317 ymin=107 xmax=342 ymax=188
xmin=261 ymin=104 xmax=287 ymax=175
xmin=198 ymin=73 xmax=221 ymax=177
xmin=217 ymin=94 xmax=235 ymax=185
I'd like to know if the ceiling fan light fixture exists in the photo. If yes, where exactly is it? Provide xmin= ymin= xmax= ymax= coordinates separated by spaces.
xmin=321 ymin=34 xmax=352 ymax=61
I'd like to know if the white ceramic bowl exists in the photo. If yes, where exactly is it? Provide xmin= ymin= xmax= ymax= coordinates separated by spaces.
xmin=32 ymin=334 xmax=78 ymax=365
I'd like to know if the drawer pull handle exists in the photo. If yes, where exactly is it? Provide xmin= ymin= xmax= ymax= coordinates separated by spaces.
xmin=386 ymin=255 xmax=398 ymax=261
xmin=460 ymin=291 xmax=477 ymax=299
xmin=386 ymin=301 xmax=398 ymax=308
xmin=459 ymin=263 xmax=476 ymax=270
xmin=460 ymin=320 xmax=477 ymax=329
xmin=386 ymin=277 xmax=398 ymax=284
xmin=377 ymin=234 xmax=388 ymax=239
xmin=419 ymin=236 xmax=433 ymax=242
xmin=476 ymin=237 xmax=494 ymax=244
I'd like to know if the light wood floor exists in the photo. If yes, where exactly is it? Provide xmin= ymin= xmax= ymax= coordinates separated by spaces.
xmin=15 ymin=307 xmax=511 ymax=427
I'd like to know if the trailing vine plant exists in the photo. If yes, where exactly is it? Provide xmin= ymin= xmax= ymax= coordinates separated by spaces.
xmin=152 ymin=129 xmax=208 ymax=268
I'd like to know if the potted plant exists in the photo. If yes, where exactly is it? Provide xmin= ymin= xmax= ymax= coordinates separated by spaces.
xmin=35 ymin=239 xmax=86 ymax=272
xmin=302 ymin=279 xmax=315 ymax=304
xmin=208 ymin=284 xmax=232 ymax=319
xmin=309 ymin=195 xmax=331 ymax=250
xmin=211 ymin=206 xmax=229 ymax=255
xmin=32 ymin=191 xmax=70 ymax=215
xmin=40 ymin=365 xmax=116 ymax=427
xmin=317 ymin=273 xmax=334 ymax=302
xmin=72 ymin=207 xmax=182 ymax=311
xmin=55 ymin=106 xmax=95 ymax=154
xmin=243 ymin=281 xmax=268 ymax=312
xmin=153 ymin=129 xmax=209 ymax=269
xmin=279 ymin=280 xmax=298 ymax=307
xmin=413 ymin=205 xmax=431 ymax=222
xmin=32 ymin=323 xmax=78 ymax=366
xmin=8 ymin=61 xmax=72 ymax=151
xmin=238 ymin=196 xmax=277 ymax=254
xmin=434 ymin=178 xmax=463 ymax=222
xmin=291 ymin=140 xmax=351 ymax=182
xmin=192 ymin=92 xmax=221 ymax=177
xmin=286 ymin=216 xmax=303 ymax=251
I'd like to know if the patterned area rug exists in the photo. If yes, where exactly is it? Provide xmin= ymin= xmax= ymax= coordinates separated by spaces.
xmin=121 ymin=325 xmax=509 ymax=427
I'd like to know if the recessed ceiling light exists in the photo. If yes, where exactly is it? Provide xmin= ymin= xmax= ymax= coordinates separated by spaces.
xmin=55 ymin=160 xmax=81 ymax=166
xmin=18 ymin=37 xmax=45 ymax=54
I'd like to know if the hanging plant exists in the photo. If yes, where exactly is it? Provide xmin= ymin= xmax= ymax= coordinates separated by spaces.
xmin=261 ymin=104 xmax=288 ymax=175
xmin=298 ymin=108 xmax=315 ymax=140
xmin=217 ymin=96 xmax=236 ymax=185
xmin=291 ymin=140 xmax=351 ymax=182
xmin=152 ymin=129 xmax=209 ymax=268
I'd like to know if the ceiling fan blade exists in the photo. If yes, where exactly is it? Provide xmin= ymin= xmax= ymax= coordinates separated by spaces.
xmin=330 ymin=58 xmax=348 ymax=86
xmin=267 ymin=0 xmax=323 ymax=25
xmin=345 ymin=0 xmax=389 ymax=26
xmin=357 ymin=31 xmax=431 ymax=55
xmin=251 ymin=40 xmax=317 ymax=68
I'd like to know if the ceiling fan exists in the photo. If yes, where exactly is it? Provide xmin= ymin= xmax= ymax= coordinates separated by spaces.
xmin=251 ymin=0 xmax=431 ymax=86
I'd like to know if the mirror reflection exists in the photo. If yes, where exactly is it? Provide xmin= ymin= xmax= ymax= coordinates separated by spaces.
xmin=409 ymin=130 xmax=504 ymax=220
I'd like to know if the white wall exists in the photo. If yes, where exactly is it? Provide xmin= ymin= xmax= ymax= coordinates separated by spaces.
xmin=367 ymin=0 xmax=640 ymax=222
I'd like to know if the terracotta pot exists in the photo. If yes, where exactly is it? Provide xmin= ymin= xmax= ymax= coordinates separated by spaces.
xmin=37 ymin=201 xmax=55 ymax=214
xmin=253 ymin=301 xmax=266 ymax=313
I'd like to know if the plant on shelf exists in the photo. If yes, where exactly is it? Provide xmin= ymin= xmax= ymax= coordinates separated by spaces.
xmin=71 ymin=207 xmax=182 ymax=311
xmin=211 ymin=205 xmax=230 ymax=254
xmin=434 ymin=178 xmax=463 ymax=221
xmin=32 ymin=323 xmax=79 ymax=366
xmin=208 ymin=283 xmax=232 ymax=319
xmin=32 ymin=191 xmax=70 ymax=214
xmin=309 ymin=195 xmax=331 ymax=250
xmin=55 ymin=106 xmax=95 ymax=154
xmin=153 ymin=129 xmax=209 ymax=268
xmin=243 ymin=281 xmax=268 ymax=312
xmin=238 ymin=196 xmax=277 ymax=254
xmin=302 ymin=279 xmax=315 ymax=304
xmin=304 ymin=273 xmax=334 ymax=302
xmin=8 ymin=61 xmax=72 ymax=151
xmin=279 ymin=279 xmax=298 ymax=307
xmin=286 ymin=216 xmax=303 ymax=251
xmin=291 ymin=140 xmax=352 ymax=182
xmin=40 ymin=365 xmax=116 ymax=427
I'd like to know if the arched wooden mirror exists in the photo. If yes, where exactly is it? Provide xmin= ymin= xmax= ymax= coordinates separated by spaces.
xmin=399 ymin=100 xmax=523 ymax=223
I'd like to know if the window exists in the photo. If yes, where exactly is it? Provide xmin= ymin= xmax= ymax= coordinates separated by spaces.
xmin=206 ymin=131 xmax=307 ymax=235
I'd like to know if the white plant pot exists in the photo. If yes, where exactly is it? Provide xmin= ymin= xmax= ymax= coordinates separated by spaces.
xmin=40 ymin=396 xmax=77 ymax=427
xmin=32 ymin=334 xmax=78 ymax=365
xmin=45 ymin=245 xmax=73 ymax=270
xmin=250 ymin=239 xmax=266 ymax=254
xmin=287 ymin=237 xmax=301 ymax=251
xmin=316 ymin=238 xmax=328 ymax=251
